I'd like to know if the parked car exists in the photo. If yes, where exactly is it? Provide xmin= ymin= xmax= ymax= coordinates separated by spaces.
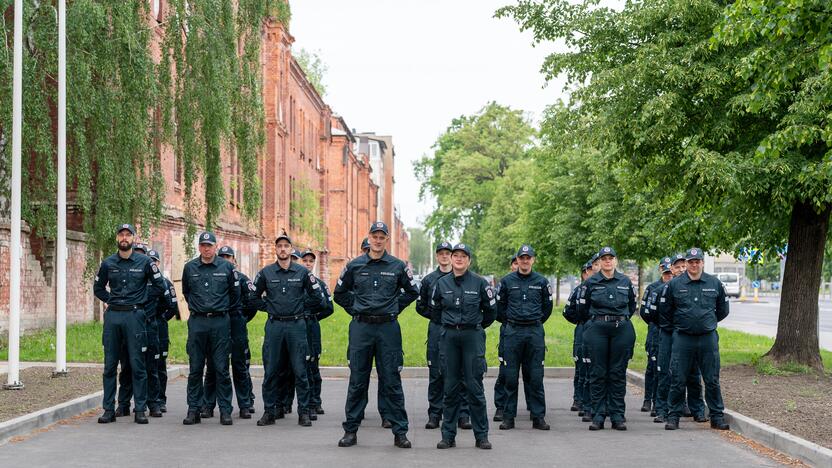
xmin=716 ymin=272 xmax=741 ymax=298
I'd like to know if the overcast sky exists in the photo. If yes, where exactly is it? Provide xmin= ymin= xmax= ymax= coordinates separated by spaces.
xmin=290 ymin=0 xmax=568 ymax=229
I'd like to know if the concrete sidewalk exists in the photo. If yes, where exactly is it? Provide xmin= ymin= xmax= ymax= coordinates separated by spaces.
xmin=0 ymin=375 xmax=780 ymax=467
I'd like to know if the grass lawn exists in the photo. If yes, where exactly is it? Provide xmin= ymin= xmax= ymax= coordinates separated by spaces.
xmin=4 ymin=304 xmax=832 ymax=371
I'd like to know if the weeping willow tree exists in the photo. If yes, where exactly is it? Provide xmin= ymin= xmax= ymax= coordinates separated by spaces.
xmin=0 ymin=0 xmax=290 ymax=262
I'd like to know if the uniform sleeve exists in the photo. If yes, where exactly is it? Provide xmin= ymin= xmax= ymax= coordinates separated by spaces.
xmin=429 ymin=284 xmax=442 ymax=323
xmin=541 ymin=278 xmax=554 ymax=323
xmin=716 ymin=280 xmax=729 ymax=322
xmin=228 ymin=268 xmax=241 ymax=310
xmin=639 ymin=287 xmax=651 ymax=322
xmin=93 ymin=262 xmax=111 ymax=304
xmin=144 ymin=260 xmax=167 ymax=321
xmin=316 ymin=282 xmax=335 ymax=321
xmin=496 ymin=278 xmax=509 ymax=323
xmin=628 ymin=281 xmax=637 ymax=318
xmin=397 ymin=264 xmax=419 ymax=312
xmin=333 ymin=264 xmax=355 ymax=314
xmin=240 ymin=276 xmax=258 ymax=321
xmin=250 ymin=270 xmax=268 ymax=314
xmin=415 ymin=275 xmax=432 ymax=320
xmin=576 ymin=282 xmax=590 ymax=322
xmin=304 ymin=272 xmax=328 ymax=314
xmin=562 ymin=287 xmax=580 ymax=324
xmin=181 ymin=263 xmax=191 ymax=303
xmin=657 ymin=283 xmax=674 ymax=328
xmin=481 ymin=282 xmax=497 ymax=328
xmin=162 ymin=280 xmax=179 ymax=321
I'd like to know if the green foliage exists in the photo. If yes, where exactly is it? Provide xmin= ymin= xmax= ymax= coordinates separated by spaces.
xmin=289 ymin=177 xmax=324 ymax=248
xmin=0 ymin=1 xmax=282 ymax=263
xmin=294 ymin=48 xmax=327 ymax=97
xmin=406 ymin=227 xmax=432 ymax=274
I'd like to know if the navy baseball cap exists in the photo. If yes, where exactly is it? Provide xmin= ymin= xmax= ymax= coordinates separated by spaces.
xmin=218 ymin=245 xmax=236 ymax=257
xmin=147 ymin=249 xmax=161 ymax=261
xmin=291 ymin=249 xmax=302 ymax=259
xmin=302 ymin=249 xmax=316 ymax=259
xmin=369 ymin=221 xmax=389 ymax=235
xmin=582 ymin=261 xmax=593 ymax=272
xmin=661 ymin=263 xmax=672 ymax=273
xmin=360 ymin=237 xmax=370 ymax=251
xmin=275 ymin=231 xmax=292 ymax=245
xmin=116 ymin=223 xmax=136 ymax=235
xmin=198 ymin=231 xmax=217 ymax=245
xmin=590 ymin=252 xmax=600 ymax=263
xmin=452 ymin=243 xmax=472 ymax=257
xmin=598 ymin=246 xmax=617 ymax=258
xmin=133 ymin=242 xmax=149 ymax=254
xmin=517 ymin=244 xmax=535 ymax=258
xmin=685 ymin=247 xmax=704 ymax=260
xmin=435 ymin=241 xmax=453 ymax=253
xmin=672 ymin=253 xmax=686 ymax=265
xmin=510 ymin=254 xmax=518 ymax=265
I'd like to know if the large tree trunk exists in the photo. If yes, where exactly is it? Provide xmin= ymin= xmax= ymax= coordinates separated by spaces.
xmin=764 ymin=200 xmax=830 ymax=370
xmin=555 ymin=275 xmax=561 ymax=306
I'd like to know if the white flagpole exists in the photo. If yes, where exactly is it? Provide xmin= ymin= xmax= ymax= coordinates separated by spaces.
xmin=55 ymin=0 xmax=68 ymax=377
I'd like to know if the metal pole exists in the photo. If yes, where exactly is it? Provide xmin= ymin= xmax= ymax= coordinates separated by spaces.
xmin=55 ymin=0 xmax=68 ymax=377
xmin=5 ymin=0 xmax=25 ymax=390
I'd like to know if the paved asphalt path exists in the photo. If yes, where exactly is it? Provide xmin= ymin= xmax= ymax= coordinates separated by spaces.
xmin=721 ymin=297 xmax=832 ymax=351
xmin=0 ymin=374 xmax=780 ymax=467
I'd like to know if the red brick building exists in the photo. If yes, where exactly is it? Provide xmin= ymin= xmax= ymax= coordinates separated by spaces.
xmin=1 ymin=2 xmax=409 ymax=331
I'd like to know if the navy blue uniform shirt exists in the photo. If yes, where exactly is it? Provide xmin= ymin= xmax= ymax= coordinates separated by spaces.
xmin=416 ymin=267 xmax=452 ymax=323
xmin=577 ymin=271 xmax=637 ymax=320
xmin=429 ymin=270 xmax=497 ymax=328
xmin=333 ymin=251 xmax=418 ymax=316
xmin=496 ymin=270 xmax=554 ymax=323
xmin=658 ymin=271 xmax=729 ymax=335
xmin=93 ymin=251 xmax=167 ymax=319
xmin=253 ymin=261 xmax=326 ymax=318
xmin=181 ymin=255 xmax=240 ymax=314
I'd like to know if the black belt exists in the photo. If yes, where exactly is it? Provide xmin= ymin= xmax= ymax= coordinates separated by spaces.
xmin=191 ymin=312 xmax=226 ymax=318
xmin=108 ymin=304 xmax=140 ymax=311
xmin=508 ymin=319 xmax=541 ymax=327
xmin=592 ymin=315 xmax=629 ymax=322
xmin=269 ymin=314 xmax=305 ymax=322
xmin=354 ymin=314 xmax=397 ymax=324
xmin=443 ymin=323 xmax=478 ymax=330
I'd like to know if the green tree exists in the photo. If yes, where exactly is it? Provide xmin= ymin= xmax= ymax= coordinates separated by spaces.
xmin=497 ymin=0 xmax=831 ymax=368
xmin=407 ymin=227 xmax=432 ymax=274
xmin=414 ymin=102 xmax=534 ymax=265
xmin=294 ymin=48 xmax=327 ymax=97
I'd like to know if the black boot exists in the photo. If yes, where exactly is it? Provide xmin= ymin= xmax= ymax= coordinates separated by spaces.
xmin=710 ymin=418 xmax=730 ymax=430
xmin=582 ymin=413 xmax=593 ymax=422
xmin=114 ymin=406 xmax=130 ymax=418
xmin=436 ymin=438 xmax=456 ymax=449
xmin=682 ymin=404 xmax=692 ymax=417
xmin=200 ymin=408 xmax=214 ymax=419
xmin=589 ymin=418 xmax=605 ymax=431
xmin=653 ymin=415 xmax=665 ymax=423
xmin=640 ymin=399 xmax=652 ymax=412
xmin=159 ymin=404 xmax=167 ymax=413
xmin=134 ymin=411 xmax=149 ymax=424
xmin=275 ymin=407 xmax=285 ymax=420
xmin=650 ymin=409 xmax=657 ymax=417
xmin=499 ymin=418 xmax=515 ymax=430
xmin=220 ymin=412 xmax=233 ymax=425
xmin=338 ymin=431 xmax=357 ymax=447
xmin=381 ymin=418 xmax=392 ymax=429
xmin=532 ymin=417 xmax=551 ymax=430
xmin=239 ymin=407 xmax=252 ymax=419
xmin=182 ymin=410 xmax=201 ymax=425
xmin=425 ymin=414 xmax=441 ymax=429
xmin=314 ymin=406 xmax=325 ymax=415
xmin=475 ymin=438 xmax=492 ymax=450
xmin=257 ymin=412 xmax=276 ymax=426
xmin=299 ymin=412 xmax=312 ymax=427
xmin=612 ymin=421 xmax=627 ymax=431
xmin=493 ymin=408 xmax=504 ymax=422
xmin=665 ymin=418 xmax=680 ymax=430
xmin=458 ymin=416 xmax=472 ymax=430
xmin=694 ymin=414 xmax=709 ymax=423
xmin=97 ymin=410 xmax=116 ymax=424
xmin=394 ymin=434 xmax=412 ymax=448
xmin=149 ymin=407 xmax=163 ymax=418
xmin=570 ymin=399 xmax=581 ymax=412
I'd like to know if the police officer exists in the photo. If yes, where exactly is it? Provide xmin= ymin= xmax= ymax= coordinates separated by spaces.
xmin=334 ymin=221 xmax=419 ymax=449
xmin=578 ymin=246 xmax=636 ymax=431
xmin=181 ymin=231 xmax=240 ymax=426
xmin=94 ymin=224 xmax=166 ymax=424
xmin=416 ymin=241 xmax=471 ymax=430
xmin=493 ymin=254 xmax=519 ymax=422
xmin=431 ymin=243 xmax=496 ymax=450
xmin=274 ymin=248 xmax=305 ymax=416
xmin=496 ymin=245 xmax=553 ymax=431
xmin=113 ymin=240 xmax=150 ymax=417
xmin=639 ymin=257 xmax=673 ymax=415
xmin=659 ymin=248 xmax=730 ymax=431
xmin=253 ymin=232 xmax=325 ymax=427
xmin=564 ymin=260 xmax=593 ymax=417
xmin=300 ymin=248 xmax=335 ymax=418
xmin=147 ymin=249 xmax=179 ymax=414
xmin=579 ymin=253 xmax=602 ymax=421
xmin=653 ymin=253 xmax=706 ymax=423
xmin=201 ymin=246 xmax=257 ymax=419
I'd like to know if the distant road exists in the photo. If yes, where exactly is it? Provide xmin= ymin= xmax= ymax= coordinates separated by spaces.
xmin=720 ymin=296 xmax=832 ymax=351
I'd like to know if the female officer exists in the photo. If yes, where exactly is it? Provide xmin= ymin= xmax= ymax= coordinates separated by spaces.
xmin=578 ymin=246 xmax=636 ymax=431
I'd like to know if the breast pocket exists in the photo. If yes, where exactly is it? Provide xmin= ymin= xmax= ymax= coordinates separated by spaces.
xmin=615 ymin=289 xmax=630 ymax=307
xmin=378 ymin=274 xmax=398 ymax=296
xmin=108 ymin=269 xmax=124 ymax=294
xmin=212 ymin=275 xmax=228 ymax=294
xmin=355 ymin=274 xmax=372 ymax=295
xmin=590 ymin=288 xmax=610 ymax=308
xmin=701 ymin=290 xmax=718 ymax=309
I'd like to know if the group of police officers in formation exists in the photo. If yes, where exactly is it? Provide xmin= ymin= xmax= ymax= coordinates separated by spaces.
xmin=93 ymin=220 xmax=731 ymax=450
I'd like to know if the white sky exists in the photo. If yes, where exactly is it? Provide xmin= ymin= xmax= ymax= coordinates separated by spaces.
xmin=290 ymin=0 xmax=568 ymax=229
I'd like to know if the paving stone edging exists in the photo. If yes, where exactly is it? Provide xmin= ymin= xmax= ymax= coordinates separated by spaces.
xmin=0 ymin=366 xmax=187 ymax=445
xmin=626 ymin=369 xmax=832 ymax=467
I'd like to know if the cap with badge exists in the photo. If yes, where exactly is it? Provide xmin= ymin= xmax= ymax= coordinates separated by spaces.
xmin=369 ymin=221 xmax=389 ymax=235
xmin=581 ymin=261 xmax=593 ymax=272
xmin=590 ymin=252 xmax=600 ymax=263
xmin=660 ymin=263 xmax=672 ymax=273
xmin=116 ymin=223 xmax=136 ymax=235
xmin=452 ymin=243 xmax=471 ymax=257
xmin=218 ymin=246 xmax=236 ymax=257
xmin=361 ymin=237 xmax=370 ymax=251
xmin=275 ymin=231 xmax=292 ymax=245
xmin=516 ymin=244 xmax=536 ymax=258
xmin=510 ymin=254 xmax=518 ymax=265
xmin=199 ymin=231 xmax=217 ymax=245
xmin=671 ymin=253 xmax=686 ymax=265
xmin=302 ymin=249 xmax=316 ymax=259
xmin=598 ymin=246 xmax=617 ymax=258
xmin=291 ymin=249 xmax=302 ymax=259
xmin=147 ymin=249 xmax=161 ymax=261
xmin=685 ymin=247 xmax=704 ymax=260
xmin=133 ymin=242 xmax=149 ymax=254
xmin=435 ymin=241 xmax=453 ymax=253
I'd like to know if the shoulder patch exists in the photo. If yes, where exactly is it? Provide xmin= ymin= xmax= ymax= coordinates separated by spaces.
xmin=150 ymin=263 xmax=159 ymax=273
xmin=486 ymin=288 xmax=494 ymax=299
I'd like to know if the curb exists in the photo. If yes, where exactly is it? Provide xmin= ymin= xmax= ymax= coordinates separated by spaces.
xmin=0 ymin=365 xmax=187 ymax=446
xmin=626 ymin=370 xmax=832 ymax=467
xmin=250 ymin=366 xmax=575 ymax=379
